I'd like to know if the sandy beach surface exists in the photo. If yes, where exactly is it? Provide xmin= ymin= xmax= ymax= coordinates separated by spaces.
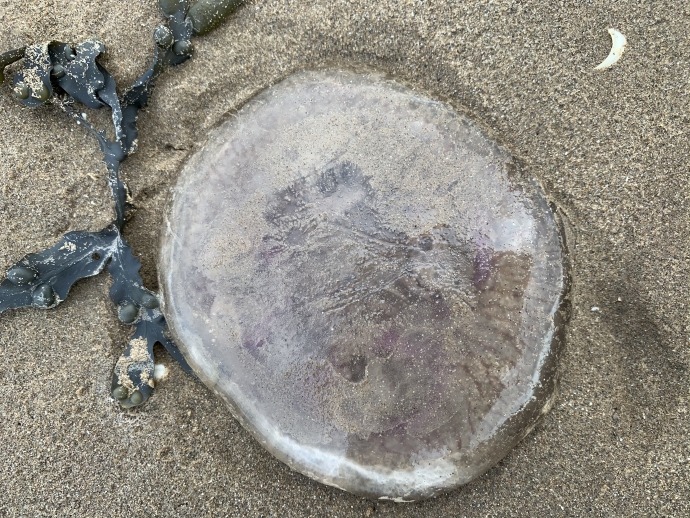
xmin=0 ymin=1 xmax=688 ymax=516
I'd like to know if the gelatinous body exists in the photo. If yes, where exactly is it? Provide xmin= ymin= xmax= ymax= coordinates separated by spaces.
xmin=160 ymin=70 xmax=568 ymax=500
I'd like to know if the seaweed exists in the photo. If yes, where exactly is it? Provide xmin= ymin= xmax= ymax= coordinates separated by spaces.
xmin=0 ymin=0 xmax=244 ymax=408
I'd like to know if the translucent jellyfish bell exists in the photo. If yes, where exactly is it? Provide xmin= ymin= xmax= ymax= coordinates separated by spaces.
xmin=160 ymin=70 xmax=568 ymax=501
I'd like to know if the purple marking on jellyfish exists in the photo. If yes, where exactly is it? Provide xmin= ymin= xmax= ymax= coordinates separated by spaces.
xmin=373 ymin=329 xmax=399 ymax=358
xmin=473 ymin=246 xmax=494 ymax=287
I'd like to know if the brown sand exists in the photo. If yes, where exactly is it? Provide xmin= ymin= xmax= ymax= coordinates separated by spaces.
xmin=0 ymin=0 xmax=688 ymax=516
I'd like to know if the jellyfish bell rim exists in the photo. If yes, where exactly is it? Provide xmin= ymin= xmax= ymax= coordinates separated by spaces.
xmin=157 ymin=68 xmax=571 ymax=501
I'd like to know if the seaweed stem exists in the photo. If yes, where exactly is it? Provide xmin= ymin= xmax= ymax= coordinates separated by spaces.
xmin=0 ymin=47 xmax=26 ymax=84
xmin=0 ymin=1 xmax=243 ymax=408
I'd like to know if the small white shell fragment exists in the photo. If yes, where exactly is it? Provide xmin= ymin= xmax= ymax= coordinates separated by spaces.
xmin=591 ymin=306 xmax=600 ymax=312
xmin=594 ymin=28 xmax=627 ymax=70
xmin=153 ymin=363 xmax=169 ymax=382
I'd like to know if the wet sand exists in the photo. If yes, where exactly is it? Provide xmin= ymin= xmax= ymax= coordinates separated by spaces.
xmin=0 ymin=1 xmax=688 ymax=516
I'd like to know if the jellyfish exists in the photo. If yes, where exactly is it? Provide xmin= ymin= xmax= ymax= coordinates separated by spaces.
xmin=160 ymin=70 xmax=568 ymax=501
